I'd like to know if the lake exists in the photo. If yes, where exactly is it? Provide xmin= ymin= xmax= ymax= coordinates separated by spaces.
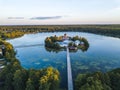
xmin=7 ymin=32 xmax=120 ymax=89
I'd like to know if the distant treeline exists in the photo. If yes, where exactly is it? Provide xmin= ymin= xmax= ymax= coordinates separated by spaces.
xmin=0 ymin=25 xmax=120 ymax=38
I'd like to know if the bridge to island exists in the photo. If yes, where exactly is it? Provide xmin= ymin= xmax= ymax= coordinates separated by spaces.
xmin=66 ymin=47 xmax=74 ymax=90
xmin=14 ymin=44 xmax=74 ymax=90
xmin=14 ymin=44 xmax=44 ymax=48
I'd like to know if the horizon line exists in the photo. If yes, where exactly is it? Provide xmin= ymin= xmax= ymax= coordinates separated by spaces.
xmin=0 ymin=24 xmax=120 ymax=26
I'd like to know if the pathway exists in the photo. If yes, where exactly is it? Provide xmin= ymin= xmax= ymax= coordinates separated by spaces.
xmin=66 ymin=47 xmax=73 ymax=90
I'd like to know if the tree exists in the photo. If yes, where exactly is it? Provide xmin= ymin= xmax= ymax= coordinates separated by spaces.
xmin=4 ymin=73 xmax=13 ymax=90
xmin=13 ymin=69 xmax=27 ymax=90
xmin=108 ymin=69 xmax=120 ymax=90
xmin=75 ymin=72 xmax=112 ymax=90
xmin=28 ymin=69 xmax=40 ymax=90
xmin=25 ymin=78 xmax=35 ymax=90
xmin=39 ymin=67 xmax=60 ymax=90
xmin=39 ymin=76 xmax=50 ymax=90
xmin=72 ymin=36 xmax=79 ymax=41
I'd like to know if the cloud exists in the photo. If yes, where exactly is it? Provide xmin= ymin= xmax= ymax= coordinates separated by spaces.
xmin=8 ymin=17 xmax=24 ymax=19
xmin=30 ymin=16 xmax=62 ymax=20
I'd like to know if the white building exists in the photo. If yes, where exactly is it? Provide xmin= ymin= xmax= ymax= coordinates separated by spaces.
xmin=75 ymin=40 xmax=80 ymax=46
xmin=57 ymin=39 xmax=72 ymax=47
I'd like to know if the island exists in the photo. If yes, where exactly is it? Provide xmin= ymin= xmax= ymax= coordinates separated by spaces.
xmin=45 ymin=34 xmax=89 ymax=52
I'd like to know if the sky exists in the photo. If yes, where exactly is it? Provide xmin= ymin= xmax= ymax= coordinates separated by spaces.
xmin=0 ymin=0 xmax=120 ymax=25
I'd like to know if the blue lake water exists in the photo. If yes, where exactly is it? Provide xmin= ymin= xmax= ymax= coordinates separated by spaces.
xmin=7 ymin=32 xmax=120 ymax=89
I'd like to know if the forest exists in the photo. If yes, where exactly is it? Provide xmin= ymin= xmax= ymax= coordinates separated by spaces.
xmin=0 ymin=39 xmax=60 ymax=90
xmin=0 ymin=25 xmax=120 ymax=39
xmin=75 ymin=68 xmax=120 ymax=90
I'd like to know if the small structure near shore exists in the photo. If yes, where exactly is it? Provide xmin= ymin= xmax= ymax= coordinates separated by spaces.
xmin=69 ymin=46 xmax=77 ymax=50
xmin=0 ymin=45 xmax=5 ymax=57
xmin=0 ymin=49 xmax=3 ymax=56
xmin=0 ymin=45 xmax=6 ymax=71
